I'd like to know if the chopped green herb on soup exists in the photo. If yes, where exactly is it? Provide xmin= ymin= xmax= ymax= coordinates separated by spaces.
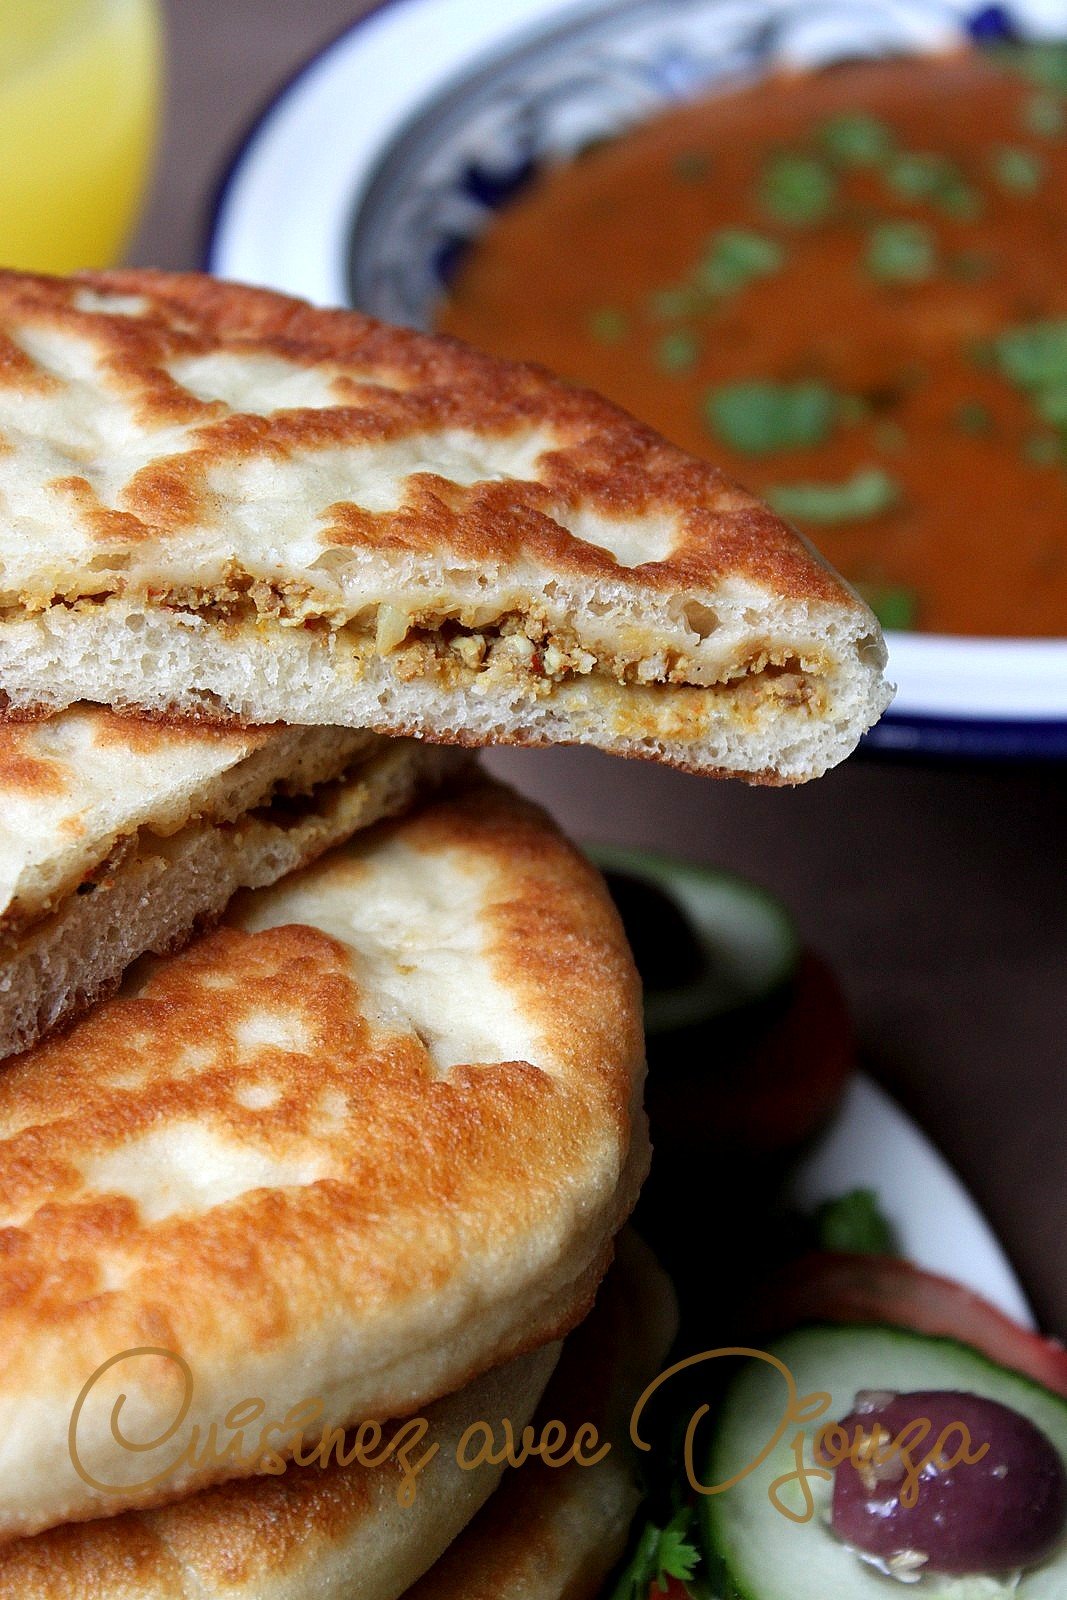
xmin=767 ymin=468 xmax=901 ymax=524
xmin=441 ymin=49 xmax=1067 ymax=636
xmin=705 ymin=379 xmax=839 ymax=455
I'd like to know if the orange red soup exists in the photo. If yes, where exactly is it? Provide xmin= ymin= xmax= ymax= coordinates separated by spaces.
xmin=438 ymin=46 xmax=1067 ymax=636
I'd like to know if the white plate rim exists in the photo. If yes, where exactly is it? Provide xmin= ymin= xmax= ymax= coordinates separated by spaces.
xmin=790 ymin=1072 xmax=1034 ymax=1328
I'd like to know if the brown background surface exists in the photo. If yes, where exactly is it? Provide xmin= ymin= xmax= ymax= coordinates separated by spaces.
xmin=130 ymin=0 xmax=1066 ymax=1332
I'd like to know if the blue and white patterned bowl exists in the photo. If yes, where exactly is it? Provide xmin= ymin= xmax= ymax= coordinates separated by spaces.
xmin=207 ymin=0 xmax=1067 ymax=759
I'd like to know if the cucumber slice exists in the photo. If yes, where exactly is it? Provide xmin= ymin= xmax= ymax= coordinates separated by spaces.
xmin=703 ymin=1325 xmax=1067 ymax=1599
xmin=588 ymin=846 xmax=799 ymax=1034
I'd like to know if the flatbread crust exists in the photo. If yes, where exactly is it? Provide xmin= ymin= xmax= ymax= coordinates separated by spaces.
xmin=0 ymin=708 xmax=459 ymax=1058
xmin=405 ymin=1231 xmax=677 ymax=1600
xmin=0 ymin=1235 xmax=672 ymax=1600
xmin=0 ymin=773 xmax=647 ymax=1542
xmin=0 ymin=1343 xmax=560 ymax=1600
xmin=0 ymin=269 xmax=889 ymax=781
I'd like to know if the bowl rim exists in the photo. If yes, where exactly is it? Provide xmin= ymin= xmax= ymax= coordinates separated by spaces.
xmin=204 ymin=0 xmax=1067 ymax=755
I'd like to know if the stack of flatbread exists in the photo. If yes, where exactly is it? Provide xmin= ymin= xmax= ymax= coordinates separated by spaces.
xmin=0 ymin=268 xmax=889 ymax=1597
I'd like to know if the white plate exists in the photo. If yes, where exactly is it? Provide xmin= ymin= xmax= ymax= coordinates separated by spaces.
xmin=791 ymin=1073 xmax=1034 ymax=1326
xmin=206 ymin=0 xmax=1067 ymax=757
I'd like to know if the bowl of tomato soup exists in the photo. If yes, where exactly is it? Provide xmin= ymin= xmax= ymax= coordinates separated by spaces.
xmin=208 ymin=0 xmax=1067 ymax=756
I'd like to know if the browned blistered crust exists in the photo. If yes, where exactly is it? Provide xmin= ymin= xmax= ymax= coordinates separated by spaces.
xmin=0 ymin=1344 xmax=560 ymax=1600
xmin=0 ymin=267 xmax=856 ymax=607
xmin=0 ymin=727 xmax=71 ymax=797
xmin=0 ymin=1241 xmax=666 ymax=1600
xmin=0 ymin=712 xmax=257 ymax=808
xmin=0 ymin=774 xmax=646 ymax=1528
xmin=404 ymin=1237 xmax=673 ymax=1600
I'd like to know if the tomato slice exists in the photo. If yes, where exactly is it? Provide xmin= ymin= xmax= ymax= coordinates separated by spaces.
xmin=648 ymin=1579 xmax=691 ymax=1600
xmin=644 ymin=952 xmax=853 ymax=1160
xmin=750 ymin=1252 xmax=1067 ymax=1397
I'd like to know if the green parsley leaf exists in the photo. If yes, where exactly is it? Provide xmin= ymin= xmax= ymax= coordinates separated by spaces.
xmin=673 ymin=150 xmax=710 ymax=182
xmin=696 ymin=227 xmax=785 ymax=295
xmin=820 ymin=112 xmax=895 ymax=167
xmin=650 ymin=231 xmax=783 ymax=321
xmin=608 ymin=1506 xmax=700 ymax=1600
xmin=766 ymin=467 xmax=901 ymax=523
xmin=814 ymin=1188 xmax=898 ymax=1252
xmin=587 ymin=307 xmax=628 ymax=345
xmin=704 ymin=379 xmax=838 ymax=455
xmin=656 ymin=330 xmax=700 ymax=373
xmin=988 ymin=320 xmax=1067 ymax=447
xmin=992 ymin=319 xmax=1067 ymax=389
xmin=991 ymin=145 xmax=1044 ymax=193
xmin=886 ymin=151 xmax=981 ymax=217
xmin=1035 ymin=381 xmax=1067 ymax=429
xmin=886 ymin=151 xmax=949 ymax=198
xmin=758 ymin=152 xmax=836 ymax=225
xmin=954 ymin=399 xmax=993 ymax=435
xmin=1022 ymin=91 xmax=1066 ymax=138
xmin=865 ymin=220 xmax=938 ymax=283
xmin=657 ymin=1511 xmax=701 ymax=1587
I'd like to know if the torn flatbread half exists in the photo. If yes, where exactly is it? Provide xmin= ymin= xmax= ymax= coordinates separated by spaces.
xmin=0 ymin=270 xmax=890 ymax=782
xmin=0 ymin=708 xmax=457 ymax=1060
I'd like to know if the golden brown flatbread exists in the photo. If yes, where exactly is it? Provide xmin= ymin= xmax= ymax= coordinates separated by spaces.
xmin=0 ymin=1235 xmax=673 ymax=1600
xmin=405 ymin=1231 xmax=677 ymax=1600
xmin=0 ymin=1342 xmax=560 ymax=1600
xmin=0 ymin=774 xmax=647 ymax=1543
xmin=0 ymin=270 xmax=889 ymax=781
